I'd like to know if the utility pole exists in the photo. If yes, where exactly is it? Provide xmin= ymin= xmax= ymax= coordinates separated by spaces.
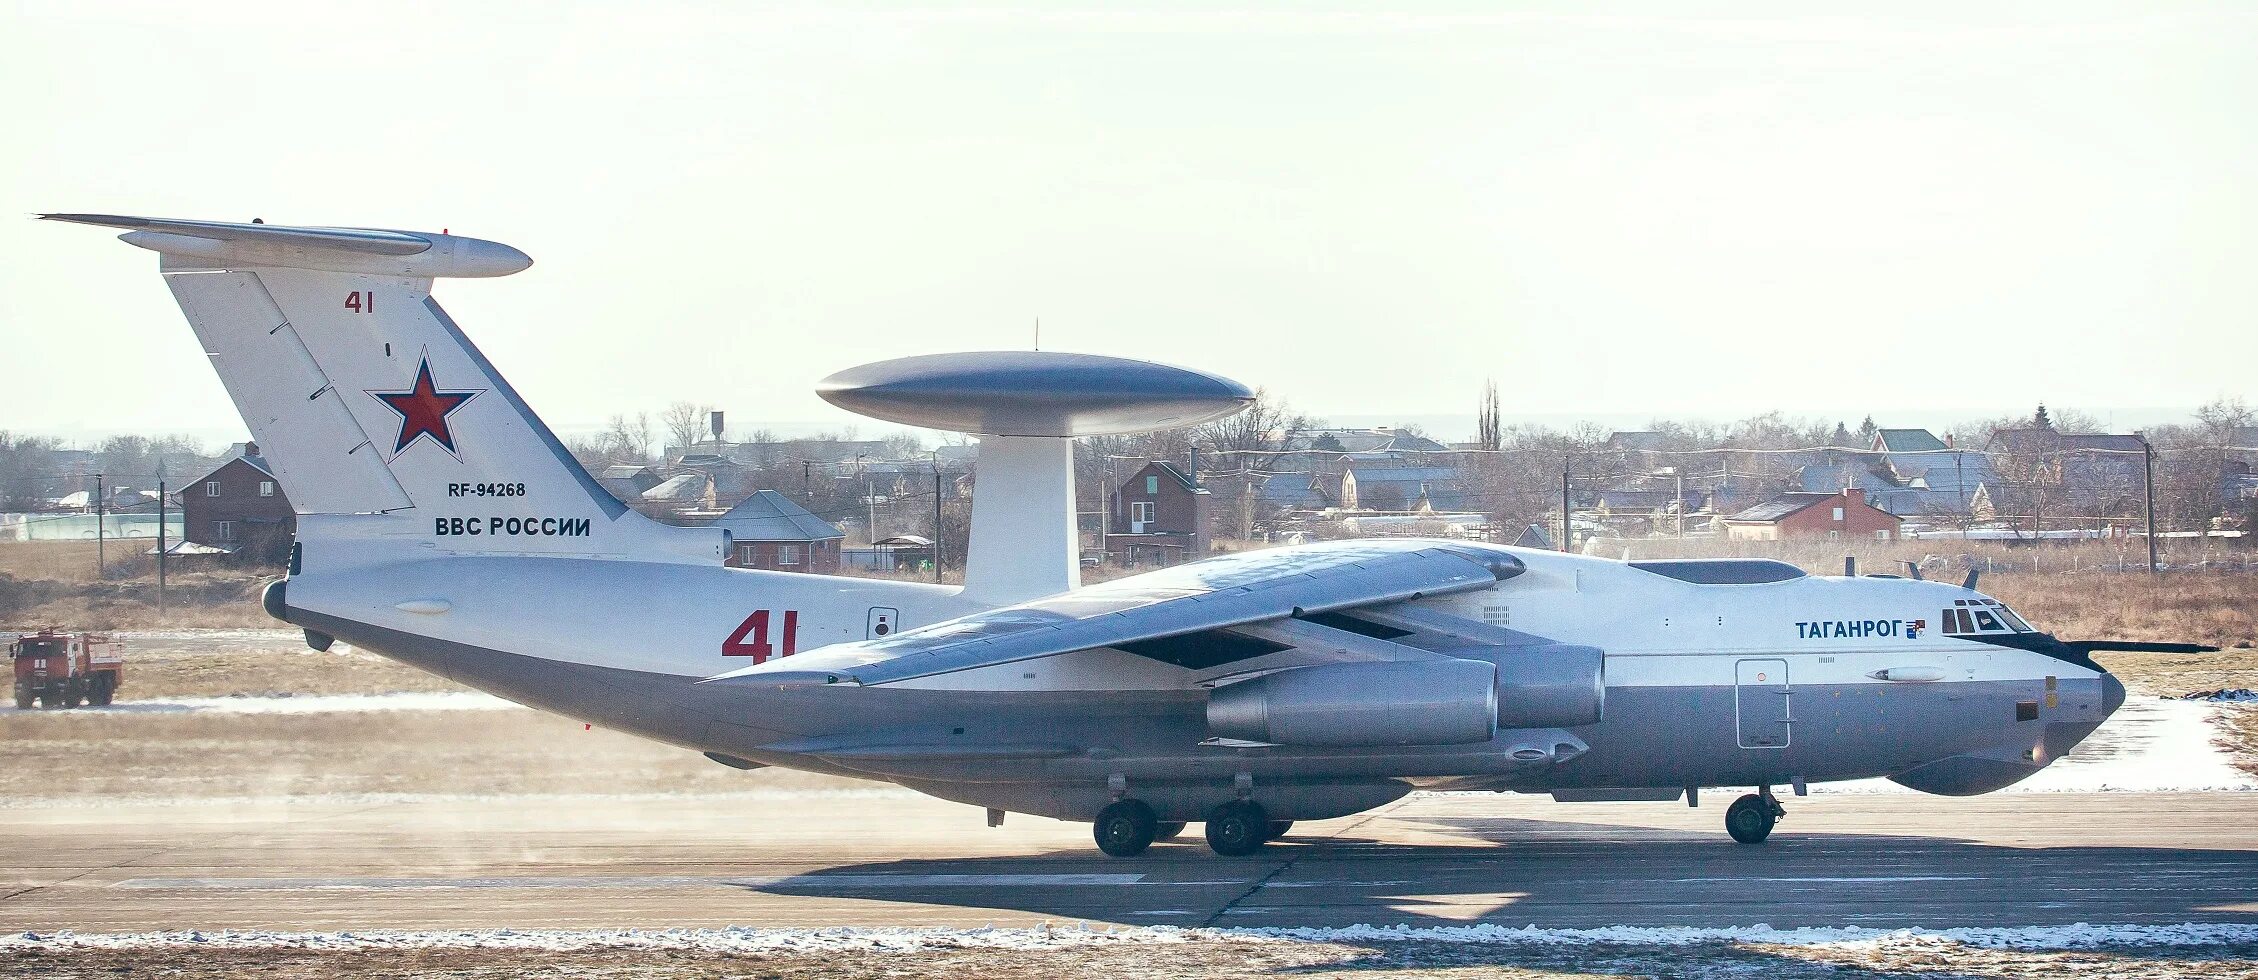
xmin=856 ymin=454 xmax=878 ymax=546
xmin=2143 ymin=436 xmax=2159 ymax=575
xmin=803 ymin=460 xmax=812 ymax=504
xmin=1559 ymin=458 xmax=1572 ymax=553
xmin=1676 ymin=468 xmax=1687 ymax=539
xmin=156 ymin=473 xmax=168 ymax=618
xmin=932 ymin=456 xmax=943 ymax=583
xmin=94 ymin=473 xmax=105 ymax=576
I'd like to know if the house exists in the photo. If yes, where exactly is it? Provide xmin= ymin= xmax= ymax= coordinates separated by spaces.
xmin=1339 ymin=463 xmax=1467 ymax=513
xmin=178 ymin=442 xmax=294 ymax=559
xmin=1590 ymin=488 xmax=1703 ymax=537
xmin=1106 ymin=460 xmax=1209 ymax=566
xmin=1282 ymin=427 xmax=1448 ymax=455
xmin=1980 ymin=426 xmax=2148 ymax=521
xmin=1864 ymin=428 xmax=1994 ymax=518
xmin=596 ymin=465 xmax=662 ymax=502
xmin=710 ymin=490 xmax=844 ymax=573
xmin=1721 ymin=488 xmax=1901 ymax=541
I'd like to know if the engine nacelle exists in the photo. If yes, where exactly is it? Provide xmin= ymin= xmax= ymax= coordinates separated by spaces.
xmin=1494 ymin=644 xmax=1605 ymax=728
xmin=1207 ymin=659 xmax=1498 ymax=747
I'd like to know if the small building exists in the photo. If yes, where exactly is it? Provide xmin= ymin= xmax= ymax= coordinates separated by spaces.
xmin=1105 ymin=460 xmax=1209 ymax=566
xmin=1721 ymin=488 xmax=1901 ymax=542
xmin=844 ymin=534 xmax=935 ymax=573
xmin=711 ymin=490 xmax=845 ymax=573
xmin=178 ymin=442 xmax=294 ymax=559
xmin=596 ymin=464 xmax=662 ymax=502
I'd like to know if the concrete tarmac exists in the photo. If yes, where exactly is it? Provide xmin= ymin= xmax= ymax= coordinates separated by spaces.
xmin=4 ymin=791 xmax=2255 ymax=933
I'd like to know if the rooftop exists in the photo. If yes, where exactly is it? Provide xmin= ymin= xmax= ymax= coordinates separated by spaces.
xmin=711 ymin=490 xmax=845 ymax=542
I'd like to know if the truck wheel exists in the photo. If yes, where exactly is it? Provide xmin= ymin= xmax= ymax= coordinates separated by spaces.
xmin=64 ymin=680 xmax=85 ymax=709
xmin=11 ymin=684 xmax=28 ymax=710
xmin=88 ymin=675 xmax=113 ymax=707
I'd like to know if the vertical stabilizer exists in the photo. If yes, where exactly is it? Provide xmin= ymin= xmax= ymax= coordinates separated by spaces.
xmin=45 ymin=214 xmax=721 ymax=565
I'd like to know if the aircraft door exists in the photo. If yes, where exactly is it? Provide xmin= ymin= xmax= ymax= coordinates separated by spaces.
xmin=866 ymin=607 xmax=899 ymax=639
xmin=1735 ymin=658 xmax=1791 ymax=749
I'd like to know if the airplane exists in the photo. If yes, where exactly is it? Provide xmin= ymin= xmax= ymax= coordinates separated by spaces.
xmin=46 ymin=213 xmax=2202 ymax=858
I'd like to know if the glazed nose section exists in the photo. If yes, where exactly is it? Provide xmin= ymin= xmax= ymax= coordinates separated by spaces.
xmin=2101 ymin=669 xmax=2127 ymax=715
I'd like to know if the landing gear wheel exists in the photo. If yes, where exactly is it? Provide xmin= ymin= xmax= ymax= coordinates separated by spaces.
xmin=1265 ymin=820 xmax=1295 ymax=841
xmin=1205 ymin=801 xmax=1270 ymax=856
xmin=1725 ymin=793 xmax=1778 ymax=844
xmin=1153 ymin=821 xmax=1188 ymax=842
xmin=1093 ymin=800 xmax=1159 ymax=857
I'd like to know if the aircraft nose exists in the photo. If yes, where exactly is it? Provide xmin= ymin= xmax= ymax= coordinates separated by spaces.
xmin=2100 ymin=669 xmax=2127 ymax=715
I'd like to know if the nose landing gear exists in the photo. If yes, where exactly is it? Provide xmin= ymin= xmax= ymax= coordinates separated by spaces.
xmin=1725 ymin=787 xmax=1786 ymax=843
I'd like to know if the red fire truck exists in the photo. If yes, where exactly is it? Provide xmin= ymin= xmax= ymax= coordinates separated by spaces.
xmin=10 ymin=630 xmax=124 ymax=709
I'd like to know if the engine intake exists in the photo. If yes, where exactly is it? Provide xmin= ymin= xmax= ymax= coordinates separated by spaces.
xmin=1207 ymin=659 xmax=1498 ymax=747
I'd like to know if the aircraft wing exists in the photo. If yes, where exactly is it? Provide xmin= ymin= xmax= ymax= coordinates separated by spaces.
xmin=705 ymin=540 xmax=1525 ymax=687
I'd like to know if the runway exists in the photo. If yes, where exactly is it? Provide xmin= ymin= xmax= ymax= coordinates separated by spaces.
xmin=5 ymin=790 xmax=2255 ymax=934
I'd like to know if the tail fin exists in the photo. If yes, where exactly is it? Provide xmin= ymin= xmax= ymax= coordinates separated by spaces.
xmin=46 ymin=214 xmax=721 ymax=564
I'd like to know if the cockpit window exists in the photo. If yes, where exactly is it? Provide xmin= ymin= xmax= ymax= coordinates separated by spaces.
xmin=1941 ymin=602 xmax=2030 ymax=635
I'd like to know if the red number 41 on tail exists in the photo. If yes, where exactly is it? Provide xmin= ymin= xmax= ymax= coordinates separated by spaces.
xmin=722 ymin=610 xmax=799 ymax=662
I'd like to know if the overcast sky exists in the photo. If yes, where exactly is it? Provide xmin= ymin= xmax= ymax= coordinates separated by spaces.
xmin=4 ymin=2 xmax=2253 ymax=446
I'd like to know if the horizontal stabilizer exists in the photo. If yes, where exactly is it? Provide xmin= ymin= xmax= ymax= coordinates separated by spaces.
xmin=41 ymin=213 xmax=530 ymax=278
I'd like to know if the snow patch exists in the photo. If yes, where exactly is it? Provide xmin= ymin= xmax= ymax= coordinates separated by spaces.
xmin=8 ymin=922 xmax=2257 ymax=953
xmin=0 ymin=691 xmax=522 ymax=716
xmin=1246 ymin=921 xmax=2258 ymax=949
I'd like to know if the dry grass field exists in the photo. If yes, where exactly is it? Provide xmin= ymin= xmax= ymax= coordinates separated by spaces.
xmin=107 ymin=632 xmax=459 ymax=699
xmin=0 ymin=703 xmax=858 ymax=803
xmin=0 ymin=540 xmax=277 ymax=630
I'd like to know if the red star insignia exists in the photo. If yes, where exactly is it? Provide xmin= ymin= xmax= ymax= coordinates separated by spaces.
xmin=370 ymin=357 xmax=481 ymax=457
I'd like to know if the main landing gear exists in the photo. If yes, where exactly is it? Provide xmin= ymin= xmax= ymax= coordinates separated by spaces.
xmin=1091 ymin=800 xmax=1291 ymax=857
xmin=1203 ymin=801 xmax=1270 ymax=856
xmin=1725 ymin=788 xmax=1786 ymax=844
xmin=1093 ymin=799 xmax=1160 ymax=857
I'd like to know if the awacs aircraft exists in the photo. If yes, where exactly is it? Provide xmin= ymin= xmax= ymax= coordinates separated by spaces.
xmin=49 ymin=213 xmax=2204 ymax=857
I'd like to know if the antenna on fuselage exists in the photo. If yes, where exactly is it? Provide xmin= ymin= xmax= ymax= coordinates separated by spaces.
xmin=1902 ymin=561 xmax=1925 ymax=581
xmin=1961 ymin=567 xmax=1981 ymax=591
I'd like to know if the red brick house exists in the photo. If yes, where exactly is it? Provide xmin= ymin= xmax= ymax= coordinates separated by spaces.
xmin=711 ymin=490 xmax=844 ymax=573
xmin=178 ymin=443 xmax=295 ymax=561
xmin=1722 ymin=488 xmax=1901 ymax=541
xmin=1105 ymin=461 xmax=1210 ymax=566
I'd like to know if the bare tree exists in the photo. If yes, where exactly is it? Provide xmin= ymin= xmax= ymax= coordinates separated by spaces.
xmin=0 ymin=431 xmax=61 ymax=511
xmin=661 ymin=401 xmax=714 ymax=455
xmin=1476 ymin=381 xmax=1502 ymax=452
xmin=606 ymin=413 xmax=653 ymax=462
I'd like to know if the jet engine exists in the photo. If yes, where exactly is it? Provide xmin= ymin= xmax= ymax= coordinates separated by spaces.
xmin=1493 ymin=644 xmax=1605 ymax=728
xmin=1207 ymin=659 xmax=1498 ymax=747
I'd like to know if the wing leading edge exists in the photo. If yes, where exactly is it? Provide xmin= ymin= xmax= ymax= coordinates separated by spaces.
xmin=704 ymin=539 xmax=1525 ymax=687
